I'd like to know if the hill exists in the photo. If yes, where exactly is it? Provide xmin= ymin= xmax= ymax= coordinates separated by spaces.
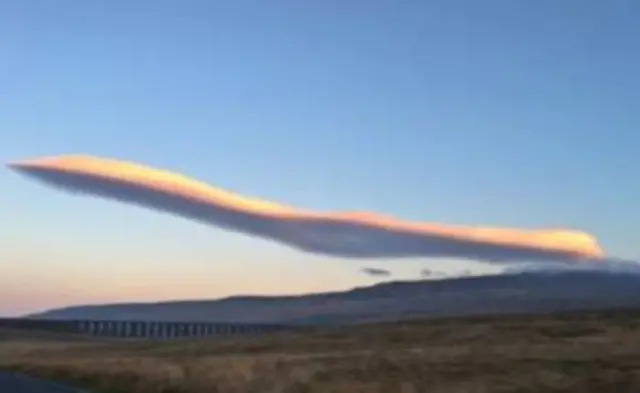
xmin=27 ymin=270 xmax=640 ymax=324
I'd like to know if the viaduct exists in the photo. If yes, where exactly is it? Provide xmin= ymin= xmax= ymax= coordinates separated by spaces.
xmin=0 ymin=318 xmax=290 ymax=339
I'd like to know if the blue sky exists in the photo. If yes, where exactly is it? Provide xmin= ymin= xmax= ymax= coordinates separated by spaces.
xmin=1 ymin=1 xmax=638 ymax=316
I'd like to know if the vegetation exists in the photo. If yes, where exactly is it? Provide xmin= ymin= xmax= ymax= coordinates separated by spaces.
xmin=2 ymin=309 xmax=640 ymax=393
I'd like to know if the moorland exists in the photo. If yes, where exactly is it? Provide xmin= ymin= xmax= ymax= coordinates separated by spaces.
xmin=2 ymin=308 xmax=640 ymax=393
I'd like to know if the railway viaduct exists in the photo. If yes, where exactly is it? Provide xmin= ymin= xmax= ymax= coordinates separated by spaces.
xmin=0 ymin=318 xmax=290 ymax=339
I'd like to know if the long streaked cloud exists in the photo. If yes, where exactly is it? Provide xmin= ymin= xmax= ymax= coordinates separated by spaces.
xmin=8 ymin=155 xmax=605 ymax=264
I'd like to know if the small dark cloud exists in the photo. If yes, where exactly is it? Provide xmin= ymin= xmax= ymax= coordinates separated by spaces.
xmin=420 ymin=268 xmax=432 ymax=277
xmin=425 ymin=270 xmax=451 ymax=279
xmin=360 ymin=267 xmax=392 ymax=277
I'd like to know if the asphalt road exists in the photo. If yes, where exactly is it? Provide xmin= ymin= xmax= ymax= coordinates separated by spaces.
xmin=0 ymin=372 xmax=82 ymax=392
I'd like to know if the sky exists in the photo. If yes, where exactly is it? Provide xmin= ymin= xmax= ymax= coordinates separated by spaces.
xmin=1 ymin=1 xmax=639 ymax=316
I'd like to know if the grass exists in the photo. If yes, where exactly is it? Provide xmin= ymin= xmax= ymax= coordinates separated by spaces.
xmin=2 ymin=308 xmax=640 ymax=392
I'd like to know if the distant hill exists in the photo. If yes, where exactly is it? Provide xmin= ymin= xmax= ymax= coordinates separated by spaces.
xmin=26 ymin=270 xmax=640 ymax=325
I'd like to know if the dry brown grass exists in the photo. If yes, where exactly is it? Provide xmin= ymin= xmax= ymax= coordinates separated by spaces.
xmin=2 ymin=309 xmax=640 ymax=393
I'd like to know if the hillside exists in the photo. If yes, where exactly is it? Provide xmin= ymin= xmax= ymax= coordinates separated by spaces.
xmin=27 ymin=270 xmax=640 ymax=324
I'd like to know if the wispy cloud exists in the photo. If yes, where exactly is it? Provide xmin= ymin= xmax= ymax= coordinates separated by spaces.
xmin=8 ymin=155 xmax=606 ymax=265
xmin=503 ymin=258 xmax=640 ymax=275
xmin=360 ymin=267 xmax=392 ymax=277
xmin=420 ymin=268 xmax=433 ymax=278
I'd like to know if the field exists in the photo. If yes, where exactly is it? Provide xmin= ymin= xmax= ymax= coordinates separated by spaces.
xmin=2 ymin=309 xmax=640 ymax=393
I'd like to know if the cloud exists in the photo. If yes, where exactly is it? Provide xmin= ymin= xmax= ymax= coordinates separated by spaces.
xmin=360 ymin=267 xmax=392 ymax=277
xmin=8 ymin=155 xmax=606 ymax=265
xmin=420 ymin=268 xmax=475 ymax=279
xmin=420 ymin=268 xmax=433 ymax=277
xmin=503 ymin=258 xmax=640 ymax=275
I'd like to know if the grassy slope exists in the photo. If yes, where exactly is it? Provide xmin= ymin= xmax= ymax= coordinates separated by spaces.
xmin=2 ymin=308 xmax=640 ymax=393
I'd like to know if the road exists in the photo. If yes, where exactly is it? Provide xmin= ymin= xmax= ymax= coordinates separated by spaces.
xmin=0 ymin=372 xmax=82 ymax=392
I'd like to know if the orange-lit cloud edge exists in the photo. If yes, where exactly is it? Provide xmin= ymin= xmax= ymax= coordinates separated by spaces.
xmin=8 ymin=155 xmax=605 ymax=263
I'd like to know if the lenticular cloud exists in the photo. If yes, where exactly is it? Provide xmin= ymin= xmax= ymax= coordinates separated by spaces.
xmin=8 ymin=155 xmax=605 ymax=265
